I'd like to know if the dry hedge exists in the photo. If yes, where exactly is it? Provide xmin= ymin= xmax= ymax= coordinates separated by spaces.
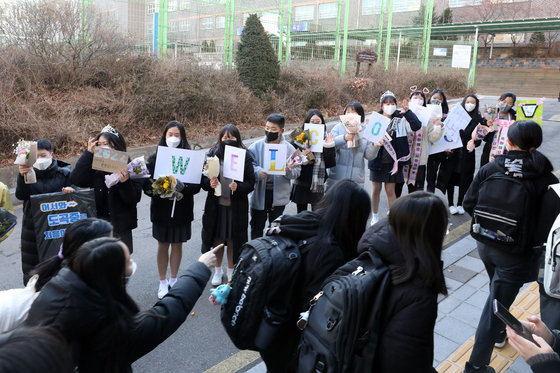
xmin=0 ymin=56 xmax=470 ymax=167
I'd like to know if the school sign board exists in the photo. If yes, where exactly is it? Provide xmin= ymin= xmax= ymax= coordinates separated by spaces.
xmin=153 ymin=146 xmax=205 ymax=184
xmin=30 ymin=190 xmax=97 ymax=261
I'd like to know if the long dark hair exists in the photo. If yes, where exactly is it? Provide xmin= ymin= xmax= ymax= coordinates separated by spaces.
xmin=30 ymin=218 xmax=113 ymax=291
xmin=95 ymin=128 xmax=127 ymax=152
xmin=461 ymin=94 xmax=480 ymax=118
xmin=212 ymin=123 xmax=246 ymax=158
xmin=389 ymin=192 xmax=448 ymax=295
xmin=507 ymin=120 xmax=553 ymax=175
xmin=429 ymin=89 xmax=449 ymax=114
xmin=303 ymin=109 xmax=325 ymax=125
xmin=344 ymin=102 xmax=365 ymax=123
xmin=311 ymin=179 xmax=371 ymax=262
xmin=158 ymin=121 xmax=191 ymax=149
xmin=0 ymin=327 xmax=73 ymax=373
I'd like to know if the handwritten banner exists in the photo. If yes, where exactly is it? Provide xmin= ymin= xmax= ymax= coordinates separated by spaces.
xmin=303 ymin=123 xmax=325 ymax=153
xmin=363 ymin=112 xmax=390 ymax=144
xmin=92 ymin=146 xmax=128 ymax=173
xmin=409 ymin=102 xmax=433 ymax=128
xmin=30 ymin=190 xmax=97 ymax=261
xmin=429 ymin=104 xmax=471 ymax=155
xmin=517 ymin=99 xmax=544 ymax=126
xmin=153 ymin=146 xmax=205 ymax=184
xmin=223 ymin=145 xmax=246 ymax=182
xmin=263 ymin=143 xmax=287 ymax=176
xmin=489 ymin=119 xmax=515 ymax=162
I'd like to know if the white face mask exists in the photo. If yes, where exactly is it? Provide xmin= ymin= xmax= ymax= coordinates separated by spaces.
xmin=166 ymin=137 xmax=181 ymax=148
xmin=383 ymin=105 xmax=397 ymax=116
xmin=411 ymin=98 xmax=424 ymax=106
xmin=465 ymin=103 xmax=476 ymax=112
xmin=33 ymin=157 xmax=52 ymax=171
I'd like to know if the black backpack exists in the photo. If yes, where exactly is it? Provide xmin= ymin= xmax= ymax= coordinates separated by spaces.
xmin=221 ymin=235 xmax=307 ymax=351
xmin=470 ymin=172 xmax=536 ymax=254
xmin=297 ymin=250 xmax=391 ymax=373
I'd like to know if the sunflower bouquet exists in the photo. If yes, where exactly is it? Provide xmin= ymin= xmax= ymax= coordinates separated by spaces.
xmin=151 ymin=175 xmax=184 ymax=218
xmin=289 ymin=127 xmax=316 ymax=164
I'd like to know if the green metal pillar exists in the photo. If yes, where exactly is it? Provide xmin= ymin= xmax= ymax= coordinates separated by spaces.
xmin=340 ymin=0 xmax=350 ymax=75
xmin=422 ymin=0 xmax=434 ymax=73
xmin=228 ymin=0 xmax=235 ymax=67
xmin=334 ymin=0 xmax=342 ymax=62
xmin=158 ymin=0 xmax=168 ymax=59
xmin=383 ymin=0 xmax=394 ymax=71
xmin=376 ymin=0 xmax=386 ymax=64
xmin=224 ymin=0 xmax=231 ymax=68
xmin=278 ymin=0 xmax=285 ymax=63
xmin=285 ymin=0 xmax=292 ymax=63
xmin=468 ymin=27 xmax=479 ymax=88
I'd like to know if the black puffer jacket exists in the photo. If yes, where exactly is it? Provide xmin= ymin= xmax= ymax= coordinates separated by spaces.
xmin=200 ymin=146 xmax=255 ymax=261
xmin=70 ymin=150 xmax=142 ymax=233
xmin=26 ymin=262 xmax=211 ymax=372
xmin=144 ymin=152 xmax=201 ymax=225
xmin=357 ymin=220 xmax=438 ymax=373
xmin=15 ymin=159 xmax=73 ymax=284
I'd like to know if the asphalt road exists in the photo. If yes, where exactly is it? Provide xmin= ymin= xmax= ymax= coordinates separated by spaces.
xmin=0 ymin=95 xmax=559 ymax=373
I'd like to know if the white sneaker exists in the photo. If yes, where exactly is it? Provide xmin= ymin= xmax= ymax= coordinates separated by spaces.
xmin=450 ymin=206 xmax=458 ymax=215
xmin=158 ymin=280 xmax=169 ymax=299
xmin=457 ymin=206 xmax=465 ymax=215
xmin=370 ymin=214 xmax=379 ymax=226
xmin=211 ymin=268 xmax=223 ymax=286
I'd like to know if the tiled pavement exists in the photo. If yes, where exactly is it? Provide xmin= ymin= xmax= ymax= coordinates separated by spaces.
xmin=245 ymin=235 xmax=536 ymax=373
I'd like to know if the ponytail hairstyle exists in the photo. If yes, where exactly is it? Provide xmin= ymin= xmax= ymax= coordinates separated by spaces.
xmin=507 ymin=120 xmax=553 ymax=175
xmin=389 ymin=192 xmax=448 ymax=295
xmin=30 ymin=218 xmax=113 ymax=291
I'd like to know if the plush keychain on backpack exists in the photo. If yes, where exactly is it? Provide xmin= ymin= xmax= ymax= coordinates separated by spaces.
xmin=209 ymin=284 xmax=231 ymax=305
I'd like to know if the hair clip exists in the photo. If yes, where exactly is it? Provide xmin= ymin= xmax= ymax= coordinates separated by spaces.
xmin=410 ymin=85 xmax=417 ymax=92
xmin=422 ymin=87 xmax=430 ymax=94
xmin=101 ymin=125 xmax=120 ymax=137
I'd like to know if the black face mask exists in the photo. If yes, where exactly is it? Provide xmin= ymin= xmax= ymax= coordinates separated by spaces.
xmin=222 ymin=139 xmax=237 ymax=148
xmin=429 ymin=99 xmax=442 ymax=105
xmin=265 ymin=131 xmax=280 ymax=142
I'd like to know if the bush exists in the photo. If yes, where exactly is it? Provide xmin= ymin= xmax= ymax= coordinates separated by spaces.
xmin=236 ymin=14 xmax=280 ymax=96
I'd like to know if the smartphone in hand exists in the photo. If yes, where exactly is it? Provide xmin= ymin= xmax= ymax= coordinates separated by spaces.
xmin=492 ymin=299 xmax=539 ymax=346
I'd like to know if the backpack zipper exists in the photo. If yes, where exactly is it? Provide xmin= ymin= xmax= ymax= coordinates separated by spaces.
xmin=474 ymin=209 xmax=517 ymax=226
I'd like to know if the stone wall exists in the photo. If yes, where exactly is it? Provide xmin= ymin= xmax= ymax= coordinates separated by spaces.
xmin=477 ymin=58 xmax=560 ymax=69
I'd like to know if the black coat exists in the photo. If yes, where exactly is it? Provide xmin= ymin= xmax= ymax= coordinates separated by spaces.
xmin=463 ymin=150 xmax=558 ymax=248
xmin=144 ymin=152 xmax=201 ymax=225
xmin=358 ymin=220 xmax=439 ymax=373
xmin=15 ymin=159 xmax=73 ymax=284
xmin=70 ymin=150 xmax=142 ymax=233
xmin=25 ymin=262 xmax=211 ymax=372
xmin=200 ymin=147 xmax=255 ymax=259
xmin=459 ymin=111 xmax=486 ymax=177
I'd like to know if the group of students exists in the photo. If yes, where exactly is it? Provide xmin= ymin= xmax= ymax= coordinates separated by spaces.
xmin=3 ymin=89 xmax=560 ymax=373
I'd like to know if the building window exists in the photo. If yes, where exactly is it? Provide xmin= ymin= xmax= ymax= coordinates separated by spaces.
xmin=179 ymin=20 xmax=191 ymax=32
xmin=362 ymin=0 xmax=382 ymax=15
xmin=294 ymin=5 xmax=314 ymax=21
xmin=168 ymin=0 xmax=177 ymax=12
xmin=179 ymin=0 xmax=191 ymax=10
xmin=319 ymin=3 xmax=337 ymax=19
xmin=393 ymin=0 xmax=421 ymax=12
xmin=168 ymin=21 xmax=178 ymax=33
xmin=449 ymin=0 xmax=482 ymax=7
xmin=201 ymin=17 xmax=214 ymax=30
xmin=215 ymin=16 xmax=225 ymax=29
xmin=147 ymin=3 xmax=156 ymax=15
xmin=146 ymin=24 xmax=153 ymax=37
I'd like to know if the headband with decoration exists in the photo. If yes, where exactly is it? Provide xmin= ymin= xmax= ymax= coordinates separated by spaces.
xmin=380 ymin=90 xmax=396 ymax=104
xmin=410 ymin=85 xmax=430 ymax=94
xmin=101 ymin=125 xmax=120 ymax=137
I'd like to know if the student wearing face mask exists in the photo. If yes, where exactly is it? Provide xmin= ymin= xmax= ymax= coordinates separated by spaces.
xmin=144 ymin=121 xmax=202 ymax=299
xmin=480 ymin=92 xmax=517 ymax=167
xmin=71 ymin=125 xmax=142 ymax=254
xmin=15 ymin=138 xmax=75 ymax=285
xmin=396 ymin=89 xmax=443 ymax=198
xmin=201 ymin=124 xmax=255 ymax=285
xmin=327 ymin=102 xmax=380 ymax=191
xmin=369 ymin=91 xmax=421 ymax=225
xmin=248 ymin=114 xmax=301 ymax=240
xmin=446 ymin=94 xmax=487 ymax=215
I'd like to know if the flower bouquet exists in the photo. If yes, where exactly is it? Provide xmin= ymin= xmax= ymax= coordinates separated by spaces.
xmin=287 ymin=149 xmax=308 ymax=169
xmin=204 ymin=156 xmax=221 ymax=197
xmin=13 ymin=139 xmax=37 ymax=184
xmin=104 ymin=156 xmax=151 ymax=188
xmin=483 ymin=104 xmax=498 ymax=120
xmin=0 ymin=208 xmax=17 ymax=243
xmin=289 ymin=127 xmax=316 ymax=164
xmin=340 ymin=113 xmax=362 ymax=148
xmin=152 ymin=175 xmax=184 ymax=218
